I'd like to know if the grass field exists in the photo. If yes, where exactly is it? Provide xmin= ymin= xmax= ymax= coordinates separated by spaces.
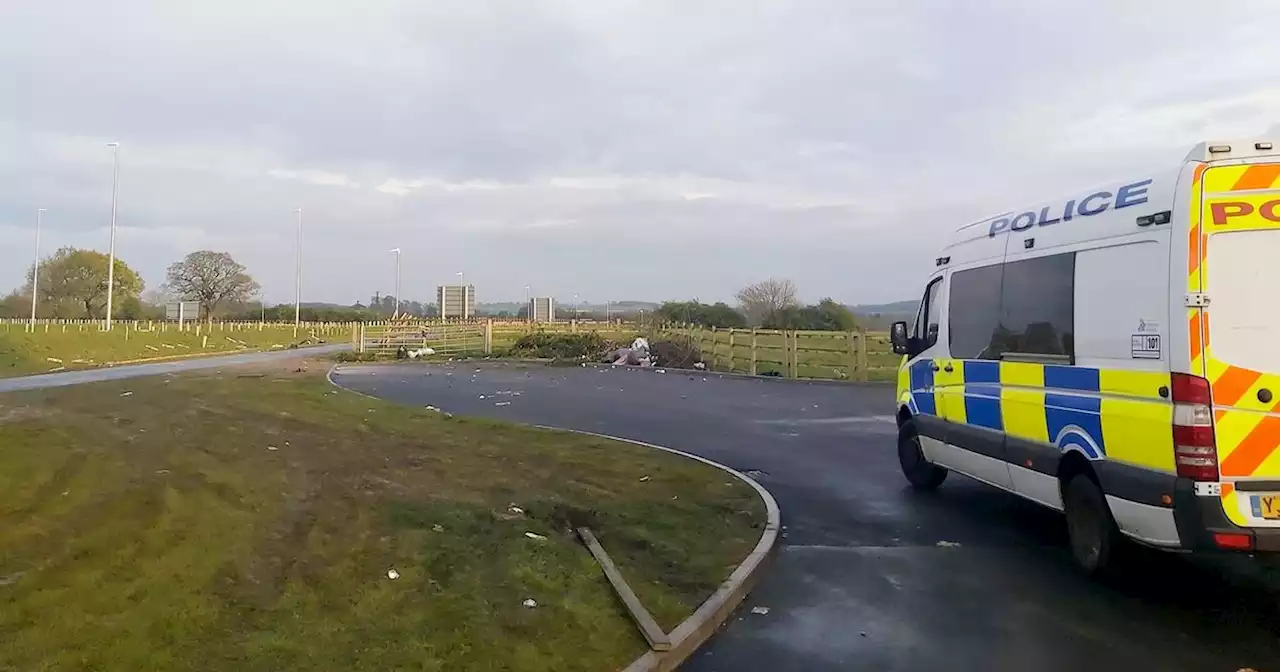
xmin=0 ymin=361 xmax=764 ymax=671
xmin=0 ymin=321 xmax=351 ymax=378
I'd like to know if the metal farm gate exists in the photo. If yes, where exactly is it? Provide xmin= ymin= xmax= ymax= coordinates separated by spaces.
xmin=357 ymin=320 xmax=492 ymax=357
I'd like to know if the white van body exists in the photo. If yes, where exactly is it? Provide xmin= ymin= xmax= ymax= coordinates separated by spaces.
xmin=893 ymin=139 xmax=1280 ymax=567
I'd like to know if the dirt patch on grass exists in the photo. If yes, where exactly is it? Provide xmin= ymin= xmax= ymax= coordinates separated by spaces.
xmin=0 ymin=361 xmax=764 ymax=671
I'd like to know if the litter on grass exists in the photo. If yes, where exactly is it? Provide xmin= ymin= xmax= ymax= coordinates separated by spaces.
xmin=524 ymin=532 xmax=548 ymax=541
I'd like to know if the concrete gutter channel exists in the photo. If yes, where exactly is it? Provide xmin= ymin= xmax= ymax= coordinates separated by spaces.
xmin=328 ymin=365 xmax=783 ymax=672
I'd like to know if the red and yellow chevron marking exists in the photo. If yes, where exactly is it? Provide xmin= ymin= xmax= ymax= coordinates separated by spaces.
xmin=1194 ymin=162 xmax=1280 ymax=524
xmin=1202 ymin=163 xmax=1280 ymax=193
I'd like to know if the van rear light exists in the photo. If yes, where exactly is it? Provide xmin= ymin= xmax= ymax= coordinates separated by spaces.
xmin=1171 ymin=373 xmax=1220 ymax=481
xmin=1213 ymin=532 xmax=1253 ymax=551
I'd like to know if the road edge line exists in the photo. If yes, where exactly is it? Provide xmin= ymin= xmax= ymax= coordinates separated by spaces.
xmin=325 ymin=364 xmax=782 ymax=672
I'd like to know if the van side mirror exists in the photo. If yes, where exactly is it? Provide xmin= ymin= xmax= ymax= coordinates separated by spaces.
xmin=890 ymin=321 xmax=910 ymax=355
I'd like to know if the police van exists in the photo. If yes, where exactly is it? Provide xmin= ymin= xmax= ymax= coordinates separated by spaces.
xmin=890 ymin=139 xmax=1280 ymax=574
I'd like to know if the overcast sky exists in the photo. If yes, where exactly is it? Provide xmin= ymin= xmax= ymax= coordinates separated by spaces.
xmin=2 ymin=1 xmax=1278 ymax=307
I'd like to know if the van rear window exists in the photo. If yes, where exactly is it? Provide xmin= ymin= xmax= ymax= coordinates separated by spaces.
xmin=1205 ymin=229 xmax=1280 ymax=373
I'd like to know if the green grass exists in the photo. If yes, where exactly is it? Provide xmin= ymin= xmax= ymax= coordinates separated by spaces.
xmin=0 ymin=361 xmax=764 ymax=671
xmin=0 ymin=322 xmax=351 ymax=378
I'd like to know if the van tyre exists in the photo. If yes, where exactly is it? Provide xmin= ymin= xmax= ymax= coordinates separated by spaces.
xmin=898 ymin=420 xmax=947 ymax=491
xmin=1063 ymin=473 xmax=1123 ymax=577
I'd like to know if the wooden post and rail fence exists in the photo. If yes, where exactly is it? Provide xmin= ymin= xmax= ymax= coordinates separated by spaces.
xmin=657 ymin=324 xmax=893 ymax=382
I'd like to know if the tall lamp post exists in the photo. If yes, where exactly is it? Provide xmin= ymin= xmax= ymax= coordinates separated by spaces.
xmin=104 ymin=142 xmax=120 ymax=330
xmin=30 ymin=208 xmax=46 ymax=331
xmin=524 ymin=285 xmax=531 ymax=321
xmin=390 ymin=248 xmax=402 ymax=318
xmin=456 ymin=271 xmax=465 ymax=319
xmin=294 ymin=208 xmax=303 ymax=327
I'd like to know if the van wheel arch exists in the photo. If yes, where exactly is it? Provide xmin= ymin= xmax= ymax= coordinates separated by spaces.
xmin=1057 ymin=451 xmax=1123 ymax=577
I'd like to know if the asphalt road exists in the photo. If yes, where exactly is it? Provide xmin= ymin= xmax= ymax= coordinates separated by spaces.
xmin=337 ymin=361 xmax=1280 ymax=671
xmin=0 ymin=345 xmax=345 ymax=393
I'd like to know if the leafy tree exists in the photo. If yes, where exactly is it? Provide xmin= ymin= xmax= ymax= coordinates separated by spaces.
xmin=655 ymin=300 xmax=746 ymax=328
xmin=764 ymin=298 xmax=858 ymax=331
xmin=735 ymin=278 xmax=799 ymax=326
xmin=22 ymin=247 xmax=144 ymax=318
xmin=164 ymin=251 xmax=260 ymax=322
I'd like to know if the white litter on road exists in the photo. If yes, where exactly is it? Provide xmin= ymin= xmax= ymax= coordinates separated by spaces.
xmin=494 ymin=401 xmax=511 ymax=407
xmin=936 ymin=540 xmax=962 ymax=548
xmin=751 ymin=606 xmax=770 ymax=615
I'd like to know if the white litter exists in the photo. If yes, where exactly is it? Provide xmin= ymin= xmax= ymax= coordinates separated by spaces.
xmin=432 ymin=524 xmax=444 ymax=532
xmin=524 ymin=532 xmax=547 ymax=541
xmin=425 ymin=405 xmax=441 ymax=412
xmin=751 ymin=606 xmax=770 ymax=615
xmin=522 ymin=598 xmax=538 ymax=608
xmin=936 ymin=540 xmax=962 ymax=548
xmin=120 ymin=391 xmax=133 ymax=397
xmin=479 ymin=395 xmax=486 ymax=399
xmin=508 ymin=505 xmax=525 ymax=515
xmin=693 ymin=362 xmax=706 ymax=370
xmin=45 ymin=357 xmax=63 ymax=363
xmin=387 ymin=569 xmax=400 ymax=580
xmin=494 ymin=401 xmax=511 ymax=407
xmin=267 ymin=445 xmax=279 ymax=451
xmin=639 ymin=475 xmax=651 ymax=482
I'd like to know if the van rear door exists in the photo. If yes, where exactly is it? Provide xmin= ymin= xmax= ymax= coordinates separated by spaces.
xmin=1196 ymin=161 xmax=1280 ymax=527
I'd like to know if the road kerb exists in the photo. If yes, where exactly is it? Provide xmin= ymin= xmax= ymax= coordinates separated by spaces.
xmin=537 ymin=428 xmax=780 ymax=672
xmin=325 ymin=365 xmax=783 ymax=672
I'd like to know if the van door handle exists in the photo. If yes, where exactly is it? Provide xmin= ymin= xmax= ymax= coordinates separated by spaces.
xmin=930 ymin=362 xmax=940 ymax=372
xmin=943 ymin=364 xmax=954 ymax=373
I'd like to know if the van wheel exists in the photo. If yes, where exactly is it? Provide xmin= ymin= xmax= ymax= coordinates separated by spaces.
xmin=1063 ymin=473 xmax=1121 ymax=576
xmin=898 ymin=420 xmax=947 ymax=491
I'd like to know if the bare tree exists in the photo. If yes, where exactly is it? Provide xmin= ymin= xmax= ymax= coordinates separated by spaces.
xmin=735 ymin=278 xmax=799 ymax=326
xmin=164 ymin=251 xmax=260 ymax=323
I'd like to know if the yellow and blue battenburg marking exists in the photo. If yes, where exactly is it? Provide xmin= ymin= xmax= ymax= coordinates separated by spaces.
xmin=908 ymin=359 xmax=1108 ymax=460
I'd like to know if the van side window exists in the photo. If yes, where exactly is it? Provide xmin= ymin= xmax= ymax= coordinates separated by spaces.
xmin=1000 ymin=253 xmax=1075 ymax=358
xmin=948 ymin=264 xmax=1003 ymax=359
xmin=915 ymin=277 xmax=942 ymax=348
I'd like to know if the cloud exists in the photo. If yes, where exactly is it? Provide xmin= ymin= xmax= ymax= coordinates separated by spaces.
xmin=1 ymin=0 xmax=1278 ymax=306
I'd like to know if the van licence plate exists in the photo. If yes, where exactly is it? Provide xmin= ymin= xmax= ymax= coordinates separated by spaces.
xmin=1259 ymin=495 xmax=1280 ymax=520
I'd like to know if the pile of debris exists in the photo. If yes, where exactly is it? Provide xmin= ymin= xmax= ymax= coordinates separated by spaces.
xmin=604 ymin=338 xmax=702 ymax=369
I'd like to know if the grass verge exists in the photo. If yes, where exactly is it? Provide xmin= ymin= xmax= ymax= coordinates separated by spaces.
xmin=0 ymin=323 xmax=347 ymax=378
xmin=0 ymin=360 xmax=763 ymax=671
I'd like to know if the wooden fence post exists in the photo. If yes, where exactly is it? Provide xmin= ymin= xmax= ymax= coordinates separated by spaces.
xmin=709 ymin=326 xmax=718 ymax=370
xmin=727 ymin=329 xmax=736 ymax=373
xmin=856 ymin=328 xmax=869 ymax=382
xmin=846 ymin=330 xmax=858 ymax=381
xmin=793 ymin=331 xmax=800 ymax=379
xmin=750 ymin=329 xmax=758 ymax=376
xmin=484 ymin=319 xmax=493 ymax=355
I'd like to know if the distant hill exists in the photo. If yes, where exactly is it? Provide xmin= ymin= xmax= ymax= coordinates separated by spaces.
xmin=850 ymin=300 xmax=917 ymax=316
xmin=848 ymin=300 xmax=917 ymax=330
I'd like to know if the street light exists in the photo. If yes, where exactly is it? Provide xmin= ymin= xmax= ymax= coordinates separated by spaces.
xmin=104 ymin=142 xmax=120 ymax=330
xmin=390 ymin=248 xmax=402 ymax=318
xmin=294 ymin=208 xmax=303 ymax=327
xmin=524 ymin=285 xmax=531 ymax=322
xmin=456 ymin=271 xmax=465 ymax=319
xmin=30 ymin=208 xmax=46 ymax=330
xmin=573 ymin=293 xmax=579 ymax=319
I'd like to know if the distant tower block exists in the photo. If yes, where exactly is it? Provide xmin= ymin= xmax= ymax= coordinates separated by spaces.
xmin=437 ymin=284 xmax=476 ymax=319
xmin=530 ymin=296 xmax=555 ymax=323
